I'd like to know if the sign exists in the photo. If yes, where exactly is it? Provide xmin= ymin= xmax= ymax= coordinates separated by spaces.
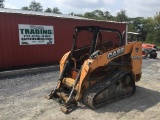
xmin=18 ymin=24 xmax=54 ymax=45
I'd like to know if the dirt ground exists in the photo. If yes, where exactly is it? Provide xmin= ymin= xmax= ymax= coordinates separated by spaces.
xmin=0 ymin=52 xmax=160 ymax=120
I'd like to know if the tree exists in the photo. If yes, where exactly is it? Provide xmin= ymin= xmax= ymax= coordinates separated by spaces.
xmin=69 ymin=12 xmax=74 ymax=16
xmin=22 ymin=1 xmax=43 ymax=11
xmin=44 ymin=7 xmax=62 ymax=14
xmin=0 ymin=0 xmax=5 ymax=8
xmin=44 ymin=8 xmax=52 ymax=13
xmin=29 ymin=1 xmax=43 ymax=11
xmin=83 ymin=10 xmax=115 ymax=21
xmin=52 ymin=7 xmax=61 ymax=14
xmin=154 ymin=12 xmax=160 ymax=45
xmin=83 ymin=10 xmax=104 ymax=20
xmin=146 ymin=12 xmax=160 ymax=44
xmin=69 ymin=12 xmax=84 ymax=17
xmin=104 ymin=11 xmax=115 ymax=20
xmin=128 ymin=17 xmax=144 ymax=32
xmin=115 ymin=9 xmax=128 ymax=22
xmin=22 ymin=6 xmax=30 ymax=11
xmin=84 ymin=12 xmax=96 ymax=19
xmin=93 ymin=10 xmax=104 ymax=19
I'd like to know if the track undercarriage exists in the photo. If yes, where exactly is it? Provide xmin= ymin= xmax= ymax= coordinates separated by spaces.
xmin=83 ymin=70 xmax=136 ymax=109
xmin=46 ymin=70 xmax=136 ymax=113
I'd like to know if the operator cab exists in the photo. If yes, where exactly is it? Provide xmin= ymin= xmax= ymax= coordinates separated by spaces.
xmin=70 ymin=26 xmax=124 ymax=70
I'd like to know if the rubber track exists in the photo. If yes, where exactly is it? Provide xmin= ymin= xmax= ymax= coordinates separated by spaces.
xmin=83 ymin=70 xmax=135 ymax=109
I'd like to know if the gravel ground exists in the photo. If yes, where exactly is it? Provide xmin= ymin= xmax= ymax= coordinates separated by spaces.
xmin=0 ymin=52 xmax=160 ymax=120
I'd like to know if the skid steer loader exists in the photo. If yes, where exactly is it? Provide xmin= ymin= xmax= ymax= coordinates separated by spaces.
xmin=45 ymin=26 xmax=142 ymax=113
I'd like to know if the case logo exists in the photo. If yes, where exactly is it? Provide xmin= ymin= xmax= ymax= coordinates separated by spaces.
xmin=107 ymin=47 xmax=125 ymax=59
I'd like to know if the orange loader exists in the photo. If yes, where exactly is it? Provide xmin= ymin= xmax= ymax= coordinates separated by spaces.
xmin=127 ymin=32 xmax=157 ymax=59
xmin=142 ymin=43 xmax=157 ymax=59
xmin=46 ymin=26 xmax=142 ymax=113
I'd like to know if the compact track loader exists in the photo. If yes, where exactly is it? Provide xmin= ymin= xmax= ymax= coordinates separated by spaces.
xmin=45 ymin=26 xmax=142 ymax=113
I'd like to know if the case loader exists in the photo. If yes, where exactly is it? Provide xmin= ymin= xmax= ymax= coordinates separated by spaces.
xmin=45 ymin=26 xmax=142 ymax=113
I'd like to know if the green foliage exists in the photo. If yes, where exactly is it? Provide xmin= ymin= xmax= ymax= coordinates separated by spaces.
xmin=29 ymin=1 xmax=43 ymax=11
xmin=154 ymin=24 xmax=160 ymax=44
xmin=128 ymin=17 xmax=144 ymax=31
xmin=83 ymin=10 xmax=114 ymax=21
xmin=144 ymin=13 xmax=160 ymax=45
xmin=0 ymin=0 xmax=5 ymax=8
xmin=44 ymin=8 xmax=52 ymax=13
xmin=104 ymin=11 xmax=115 ymax=21
xmin=44 ymin=7 xmax=62 ymax=14
xmin=92 ymin=10 xmax=104 ymax=19
xmin=52 ymin=7 xmax=61 ymax=14
xmin=22 ymin=6 xmax=30 ymax=11
xmin=84 ymin=12 xmax=96 ymax=19
xmin=69 ymin=12 xmax=84 ymax=17
xmin=127 ymin=13 xmax=160 ymax=45
xmin=21 ymin=1 xmax=43 ymax=11
xmin=115 ymin=9 xmax=128 ymax=22
xmin=69 ymin=12 xmax=74 ymax=15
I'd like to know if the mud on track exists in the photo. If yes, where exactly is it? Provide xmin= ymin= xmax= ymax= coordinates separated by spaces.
xmin=0 ymin=52 xmax=160 ymax=120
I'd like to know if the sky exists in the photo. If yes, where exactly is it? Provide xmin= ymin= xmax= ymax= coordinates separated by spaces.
xmin=4 ymin=0 xmax=160 ymax=18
